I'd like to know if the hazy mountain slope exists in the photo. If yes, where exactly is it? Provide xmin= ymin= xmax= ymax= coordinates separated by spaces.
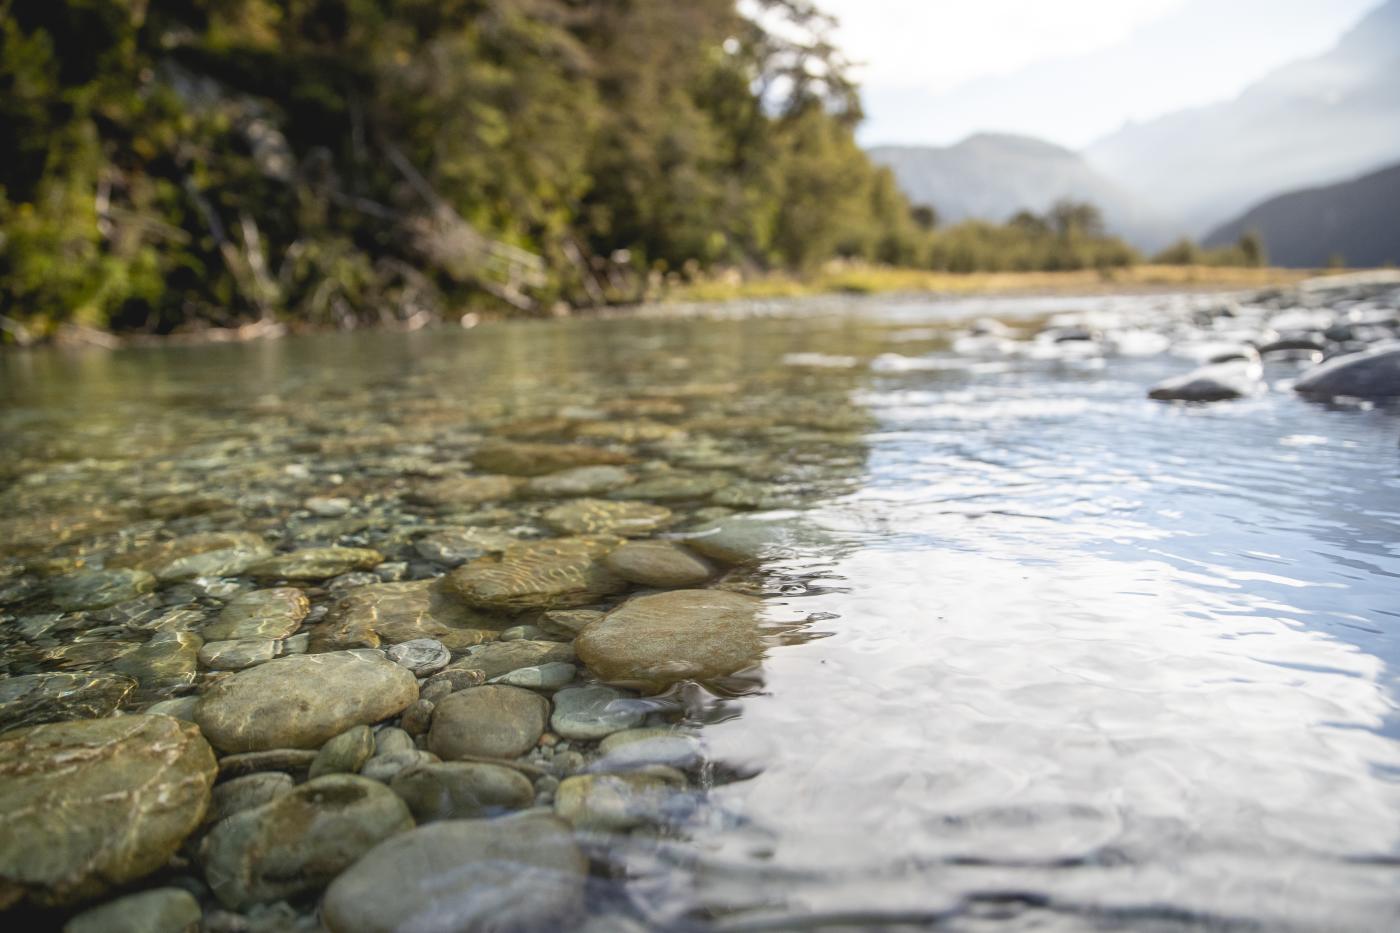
xmin=1203 ymin=161 xmax=1400 ymax=268
xmin=868 ymin=133 xmax=1175 ymax=249
xmin=1085 ymin=0 xmax=1400 ymax=236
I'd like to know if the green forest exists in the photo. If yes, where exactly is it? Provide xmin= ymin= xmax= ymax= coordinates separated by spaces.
xmin=0 ymin=0 xmax=1253 ymax=340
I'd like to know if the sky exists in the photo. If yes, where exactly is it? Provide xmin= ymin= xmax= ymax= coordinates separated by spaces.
xmin=821 ymin=0 xmax=1382 ymax=150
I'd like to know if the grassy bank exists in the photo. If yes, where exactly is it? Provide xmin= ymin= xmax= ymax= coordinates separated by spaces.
xmin=666 ymin=264 xmax=1318 ymax=303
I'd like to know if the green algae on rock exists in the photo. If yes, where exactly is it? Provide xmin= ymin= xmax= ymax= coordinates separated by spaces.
xmin=575 ymin=588 xmax=765 ymax=693
xmin=0 ymin=715 xmax=216 ymax=908
xmin=194 ymin=650 xmax=418 ymax=752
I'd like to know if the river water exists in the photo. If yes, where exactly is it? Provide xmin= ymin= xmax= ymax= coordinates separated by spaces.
xmin=2 ymin=289 xmax=1399 ymax=930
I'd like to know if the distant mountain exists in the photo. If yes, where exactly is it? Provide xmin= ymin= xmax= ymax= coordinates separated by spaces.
xmin=1085 ymin=0 xmax=1400 ymax=237
xmin=1203 ymin=160 xmax=1400 ymax=268
xmin=868 ymin=133 xmax=1176 ymax=249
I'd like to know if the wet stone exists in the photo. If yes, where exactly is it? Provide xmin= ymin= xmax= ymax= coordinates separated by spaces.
xmin=595 ymin=728 xmax=704 ymax=772
xmin=199 ymin=638 xmax=279 ymax=671
xmin=443 ymin=640 xmax=575 ymax=680
xmin=109 ymin=532 xmax=273 ymax=582
xmin=412 ymin=527 xmax=517 ymax=566
xmin=207 ymin=772 xmax=295 ymax=824
xmin=523 ymin=465 xmax=634 ymax=498
xmin=309 ymin=724 xmax=376 ymax=779
xmin=553 ymin=771 xmax=685 ymax=832
xmin=684 ymin=514 xmax=828 ymax=565
xmin=305 ymin=496 xmax=352 ymax=517
xmin=386 ymin=638 xmax=451 ymax=676
xmin=471 ymin=440 xmax=633 ymax=476
xmin=50 ymin=568 xmax=156 ymax=612
xmin=1294 ymin=343 xmax=1400 ymax=399
xmin=543 ymin=498 xmax=673 ymax=536
xmin=0 ymin=715 xmax=217 ymax=907
xmin=194 ymin=650 xmax=419 ymax=753
xmin=537 ymin=608 xmax=605 ymax=638
xmin=500 ymin=623 xmax=548 ymax=641
xmin=550 ymin=684 xmax=647 ymax=740
xmin=400 ymin=698 xmax=435 ymax=736
xmin=389 ymin=761 xmax=535 ymax=821
xmin=247 ymin=547 xmax=383 ymax=581
xmin=110 ymin=631 xmax=202 ymax=691
xmin=420 ymin=669 xmax=486 ymax=701
xmin=603 ymin=540 xmax=713 ymax=588
xmin=146 ymin=695 xmax=199 ymax=722
xmin=1148 ymin=361 xmax=1263 ymax=402
xmin=217 ymin=749 xmax=318 ymax=778
xmin=406 ymin=475 xmax=522 ymax=508
xmin=374 ymin=726 xmax=416 ymax=757
xmin=491 ymin=661 xmax=577 ymax=691
xmin=311 ymin=578 xmax=501 ymax=652
xmin=428 ymin=685 xmax=550 ymax=760
xmin=359 ymin=749 xmax=439 ymax=783
xmin=608 ymin=471 xmax=728 ymax=501
xmin=445 ymin=536 xmax=626 ymax=611
xmin=64 ymin=887 xmax=202 ymax=933
xmin=321 ymin=816 xmax=586 ymax=933
xmin=200 ymin=774 xmax=412 ymax=909
xmin=204 ymin=587 xmax=309 ymax=641
xmin=576 ymin=588 xmax=765 ymax=693
xmin=0 ymin=671 xmax=136 ymax=732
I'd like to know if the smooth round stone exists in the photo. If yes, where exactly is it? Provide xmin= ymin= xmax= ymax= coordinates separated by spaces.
xmin=550 ymin=685 xmax=646 ymax=740
xmin=0 ymin=671 xmax=136 ymax=732
xmin=305 ymin=496 xmax=352 ymax=517
xmin=574 ymin=419 xmax=682 ymax=442
xmin=607 ymin=471 xmax=728 ymax=501
xmin=64 ymin=887 xmax=202 ymax=933
xmin=321 ymin=817 xmax=586 ymax=933
xmin=400 ymin=698 xmax=435 ymax=736
xmin=360 ymin=750 xmax=440 ymax=783
xmin=428 ymin=686 xmax=549 ymax=760
xmin=406 ymin=474 xmax=522 ymax=507
xmin=1148 ymin=360 xmax=1262 ymax=401
xmin=446 ymin=537 xmax=626 ymax=611
xmin=200 ymin=774 xmax=412 ymax=908
xmin=217 ymin=748 xmax=318 ymax=778
xmin=595 ymin=728 xmax=704 ymax=771
xmin=684 ymin=515 xmax=828 ymax=565
xmin=471 ymin=440 xmax=633 ymax=476
xmin=309 ymin=724 xmax=376 ymax=779
xmin=389 ymin=761 xmax=534 ymax=821
xmin=0 ymin=715 xmax=216 ymax=907
xmin=537 ymin=609 xmax=604 ymax=638
xmin=386 ymin=638 xmax=451 ymax=676
xmin=374 ymin=726 xmax=416 ymax=757
xmin=603 ymin=540 xmax=712 ymax=588
xmin=1294 ymin=343 xmax=1400 ymax=398
xmin=311 ymin=578 xmax=500 ymax=652
xmin=413 ymin=527 xmax=517 ymax=566
xmin=204 ymin=587 xmax=309 ymax=641
xmin=443 ymin=640 xmax=575 ymax=680
xmin=198 ymin=638 xmax=278 ymax=671
xmin=575 ymin=589 xmax=764 ymax=693
xmin=50 ymin=568 xmax=156 ymax=611
xmin=553 ymin=771 xmax=684 ymax=832
xmin=110 ymin=531 xmax=273 ymax=582
xmin=206 ymin=772 xmax=295 ymax=823
xmin=523 ymin=465 xmax=633 ymax=498
xmin=542 ymin=499 xmax=672 ymax=536
xmin=194 ymin=650 xmax=419 ymax=753
xmin=491 ymin=662 xmax=577 ymax=691
xmin=247 ymin=547 xmax=383 ymax=581
xmin=145 ymin=695 xmax=199 ymax=722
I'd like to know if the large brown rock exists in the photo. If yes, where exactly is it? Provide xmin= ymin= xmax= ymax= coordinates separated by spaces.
xmin=427 ymin=686 xmax=549 ymax=760
xmin=310 ymin=578 xmax=503 ymax=652
xmin=445 ymin=537 xmax=625 ymax=611
xmin=576 ymin=589 xmax=765 ymax=693
xmin=0 ymin=715 xmax=216 ymax=907
xmin=194 ymin=650 xmax=418 ymax=752
xmin=204 ymin=587 xmax=309 ymax=641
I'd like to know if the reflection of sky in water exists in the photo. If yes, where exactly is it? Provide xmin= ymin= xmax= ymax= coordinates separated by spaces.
xmin=691 ymin=347 xmax=1400 ymax=929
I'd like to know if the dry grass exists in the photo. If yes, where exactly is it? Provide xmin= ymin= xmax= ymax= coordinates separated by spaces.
xmin=667 ymin=264 xmax=1319 ymax=303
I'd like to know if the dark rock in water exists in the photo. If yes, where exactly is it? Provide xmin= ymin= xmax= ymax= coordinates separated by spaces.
xmin=1258 ymin=336 xmax=1326 ymax=355
xmin=575 ymin=589 xmax=765 ymax=693
xmin=64 ymin=887 xmax=202 ymax=933
xmin=200 ymin=774 xmax=412 ymax=908
xmin=0 ymin=671 xmax=136 ymax=731
xmin=427 ymin=685 xmax=549 ymax=759
xmin=321 ymin=816 xmax=586 ymax=933
xmin=389 ymin=761 xmax=535 ymax=821
xmin=1294 ymin=344 xmax=1400 ymax=399
xmin=194 ymin=650 xmax=418 ymax=753
xmin=1147 ymin=361 xmax=1262 ymax=402
xmin=0 ymin=715 xmax=216 ymax=907
xmin=49 ymin=568 xmax=156 ymax=611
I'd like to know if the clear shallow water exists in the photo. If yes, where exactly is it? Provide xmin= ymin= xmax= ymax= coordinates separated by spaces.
xmin=3 ymin=291 xmax=1400 ymax=930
